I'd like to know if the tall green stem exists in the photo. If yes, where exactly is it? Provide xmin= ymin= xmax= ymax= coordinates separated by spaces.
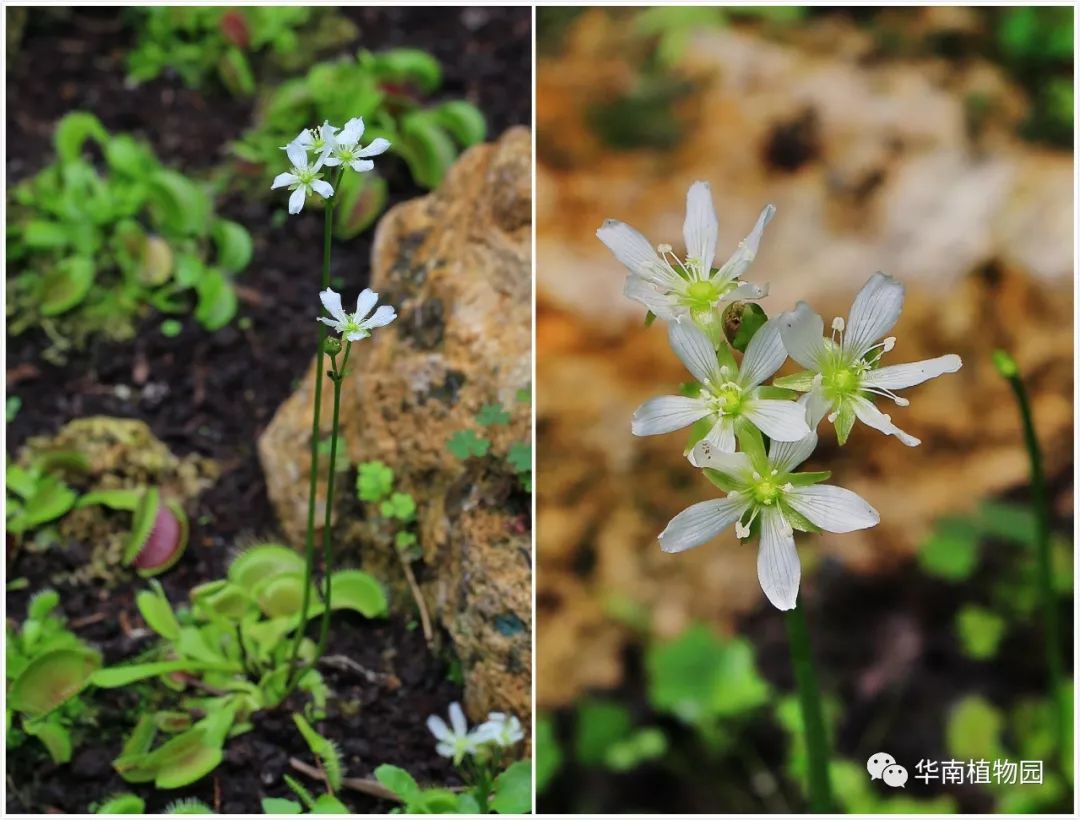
xmin=785 ymin=603 xmax=833 ymax=812
xmin=994 ymin=350 xmax=1065 ymax=752
xmin=285 ymin=188 xmax=336 ymax=693
xmin=316 ymin=342 xmax=350 ymax=660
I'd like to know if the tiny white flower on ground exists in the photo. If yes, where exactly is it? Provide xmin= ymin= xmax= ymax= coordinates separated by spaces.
xmin=317 ymin=288 xmax=396 ymax=341
xmin=473 ymin=712 xmax=525 ymax=748
xmin=427 ymin=702 xmax=479 ymax=764
xmin=271 ymin=138 xmax=334 ymax=215
xmin=658 ymin=425 xmax=879 ymax=610
xmin=598 ymin=181 xmax=774 ymax=339
xmin=632 ymin=318 xmax=810 ymax=457
xmin=775 ymin=272 xmax=963 ymax=447
xmin=323 ymin=116 xmax=391 ymax=173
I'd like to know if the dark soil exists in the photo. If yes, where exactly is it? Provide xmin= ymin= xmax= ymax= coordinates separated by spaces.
xmin=6 ymin=6 xmax=530 ymax=814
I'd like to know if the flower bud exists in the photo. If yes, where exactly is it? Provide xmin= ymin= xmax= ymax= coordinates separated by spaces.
xmin=323 ymin=337 xmax=342 ymax=356
xmin=722 ymin=301 xmax=768 ymax=352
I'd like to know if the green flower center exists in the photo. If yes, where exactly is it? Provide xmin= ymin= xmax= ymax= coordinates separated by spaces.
xmin=751 ymin=476 xmax=781 ymax=505
xmin=709 ymin=381 xmax=744 ymax=415
xmin=296 ymin=167 xmax=319 ymax=185
xmin=820 ymin=355 xmax=869 ymax=402
xmin=684 ymin=280 xmax=722 ymax=312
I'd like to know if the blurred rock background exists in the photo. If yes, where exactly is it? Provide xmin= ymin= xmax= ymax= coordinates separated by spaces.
xmin=536 ymin=6 xmax=1073 ymax=711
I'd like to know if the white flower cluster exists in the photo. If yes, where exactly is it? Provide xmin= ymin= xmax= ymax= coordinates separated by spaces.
xmin=600 ymin=181 xmax=963 ymax=611
xmin=426 ymin=702 xmax=525 ymax=764
xmin=271 ymin=118 xmax=391 ymax=215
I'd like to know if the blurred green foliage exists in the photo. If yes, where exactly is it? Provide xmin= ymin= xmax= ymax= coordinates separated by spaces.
xmin=7 ymin=112 xmax=251 ymax=361
xmin=125 ymin=7 xmax=353 ymax=96
xmin=954 ymin=605 xmax=1006 ymax=660
xmin=232 ymin=49 xmax=486 ymax=238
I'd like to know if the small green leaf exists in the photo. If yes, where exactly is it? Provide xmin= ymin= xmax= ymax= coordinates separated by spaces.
xmin=369 ymin=47 xmax=442 ymax=93
xmin=575 ymin=699 xmax=633 ymax=765
xmin=76 ymin=488 xmax=142 ymax=511
xmin=136 ymin=581 xmax=181 ymax=641
xmin=95 ymin=793 xmax=146 ymax=814
xmin=477 ymin=403 xmax=511 ymax=426
xmin=25 ymin=718 xmax=74 ymax=763
xmin=55 ymin=112 xmax=108 ymax=163
xmin=310 ymin=795 xmax=349 ymax=814
xmin=955 ymin=604 xmax=1006 ymax=660
xmin=92 ymin=659 xmax=240 ymax=688
xmin=374 ymin=764 xmax=421 ymax=801
xmin=23 ymin=220 xmax=70 ymax=250
xmin=9 ymin=648 xmax=101 ymax=717
xmin=195 ymin=268 xmax=238 ymax=331
xmin=6 ymin=395 xmax=21 ymax=422
xmin=27 ymin=589 xmax=60 ymax=621
xmin=447 ymin=429 xmax=490 ymax=460
xmin=261 ymin=798 xmax=302 ymax=814
xmin=432 ymin=100 xmax=487 ymax=146
xmin=507 ymin=442 xmax=531 ymax=473
xmin=946 ymin=695 xmax=1006 ymax=762
xmin=211 ymin=219 xmax=253 ymax=274
xmin=149 ymin=727 xmax=224 ymax=789
xmin=535 ymin=713 xmax=563 ymax=794
xmin=41 ymin=256 xmax=95 ymax=316
xmin=356 ymin=460 xmax=394 ymax=502
xmin=19 ymin=475 xmax=78 ymax=531
xmin=724 ymin=301 xmax=768 ymax=353
xmin=161 ymin=319 xmax=184 ymax=337
xmin=229 ymin=544 xmax=306 ymax=592
xmin=327 ymin=569 xmax=388 ymax=618
xmin=491 ymin=760 xmax=531 ymax=814
xmin=379 ymin=491 xmax=415 ymax=522
xmin=918 ymin=517 xmax=980 ymax=581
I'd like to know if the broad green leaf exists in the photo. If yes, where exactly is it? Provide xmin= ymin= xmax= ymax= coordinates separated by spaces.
xmin=9 ymin=648 xmax=101 ymax=717
xmin=574 ymin=698 xmax=632 ymax=765
xmin=491 ymin=760 xmax=531 ymax=814
xmin=136 ymin=582 xmax=181 ymax=641
xmin=954 ymin=605 xmax=1006 ymax=660
xmin=228 ymin=544 xmax=305 ymax=591
xmin=95 ymin=793 xmax=146 ymax=813
xmin=724 ymin=301 xmax=768 ymax=353
xmin=217 ymin=46 xmax=256 ymax=96
xmin=977 ymin=500 xmax=1038 ymax=545
xmin=399 ymin=112 xmax=457 ymax=189
xmin=195 ymin=268 xmax=237 ymax=331
xmin=253 ymin=573 xmax=310 ymax=618
xmin=27 ymin=589 xmax=60 ymax=621
xmin=432 ymin=101 xmax=487 ymax=146
xmin=211 ymin=219 xmax=253 ymax=274
xmin=261 ymin=798 xmax=302 ymax=814
xmin=149 ymin=728 xmax=224 ymax=789
xmin=334 ymin=170 xmax=387 ymax=240
xmin=55 ymin=112 xmax=109 ymax=163
xmin=327 ymin=569 xmax=388 ymax=618
xmin=604 ymin=727 xmax=667 ymax=772
xmin=918 ymin=517 xmax=979 ymax=581
xmin=535 ymin=712 xmax=563 ymax=794
xmin=374 ymin=764 xmax=421 ymax=801
xmin=24 ymin=717 xmax=73 ymax=763
xmin=105 ymin=135 xmax=153 ymax=177
xmin=20 ymin=474 xmax=78 ymax=530
xmin=945 ymin=695 xmax=1005 ymax=762
xmin=92 ymin=659 xmax=241 ymax=688
xmin=367 ymin=47 xmax=442 ymax=93
xmin=23 ymin=220 xmax=70 ymax=250
xmin=147 ymin=169 xmax=211 ymax=236
xmin=137 ymin=236 xmax=174 ymax=286
xmin=310 ymin=794 xmax=349 ymax=814
xmin=41 ymin=256 xmax=95 ymax=316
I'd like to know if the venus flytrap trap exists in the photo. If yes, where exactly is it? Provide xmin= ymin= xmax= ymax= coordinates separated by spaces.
xmin=600 ymin=180 xmax=964 ymax=811
xmin=271 ymin=120 xmax=396 ymax=696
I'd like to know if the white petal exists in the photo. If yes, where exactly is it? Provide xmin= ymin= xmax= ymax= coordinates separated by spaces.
xmin=319 ymin=121 xmax=340 ymax=143
xmin=338 ymin=117 xmax=365 ymax=146
xmin=688 ymin=441 xmax=752 ymax=478
xmin=862 ymin=354 xmax=962 ymax=390
xmin=631 ymin=395 xmax=711 ymax=436
xmin=683 ymin=181 xmax=719 ymax=278
xmin=624 ymin=276 xmax=680 ymax=321
xmin=715 ymin=203 xmax=775 ymax=282
xmin=288 ymin=187 xmax=306 ymax=215
xmin=845 ymin=272 xmax=905 ymax=358
xmin=449 ymin=703 xmax=468 ymax=736
xmin=271 ymin=171 xmax=298 ymax=190
xmin=784 ymin=484 xmax=879 ymax=533
xmin=353 ymin=288 xmax=378 ymax=321
xmin=658 ymin=494 xmax=750 ymax=554
xmin=768 ymin=428 xmax=818 ymax=474
xmin=310 ymin=179 xmax=334 ymax=199
xmin=319 ymin=288 xmax=349 ymax=324
xmin=286 ymin=142 xmax=309 ymax=170
xmin=726 ymin=280 xmax=769 ymax=301
xmin=317 ymin=317 xmax=344 ymax=332
xmin=362 ymin=305 xmax=396 ymax=329
xmin=803 ymin=388 xmax=832 ymax=429
xmin=287 ymin=129 xmax=313 ymax=149
xmin=779 ymin=301 xmax=827 ymax=370
xmin=435 ymin=740 xmax=455 ymax=759
xmin=850 ymin=395 xmax=921 ymax=446
xmin=703 ymin=416 xmax=737 ymax=454
xmin=358 ymin=137 xmax=391 ymax=157
xmin=668 ymin=320 xmax=721 ymax=386
xmin=597 ymin=220 xmax=678 ymax=288
xmin=742 ymin=399 xmax=811 ymax=442
xmin=738 ymin=318 xmax=788 ymax=388
xmin=349 ymin=159 xmax=375 ymax=173
xmin=757 ymin=508 xmax=800 ymax=611
xmin=427 ymin=715 xmax=451 ymax=742
xmin=322 ymin=155 xmax=343 ymax=167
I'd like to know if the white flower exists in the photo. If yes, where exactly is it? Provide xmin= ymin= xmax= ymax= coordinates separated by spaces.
xmin=776 ymin=272 xmax=962 ymax=447
xmin=271 ymin=138 xmax=334 ymax=215
xmin=323 ymin=117 xmax=391 ymax=173
xmin=473 ymin=712 xmax=525 ymax=748
xmin=658 ymin=423 xmax=879 ymax=610
xmin=427 ymin=702 xmax=479 ymax=764
xmin=317 ymin=288 xmax=396 ymax=341
xmin=283 ymin=122 xmax=338 ymax=163
xmin=598 ymin=181 xmax=774 ymax=340
xmin=632 ymin=318 xmax=810 ymax=458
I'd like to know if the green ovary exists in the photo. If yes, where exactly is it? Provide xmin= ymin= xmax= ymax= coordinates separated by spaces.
xmin=710 ymin=382 xmax=744 ymax=416
xmin=821 ymin=363 xmax=863 ymax=402
xmin=751 ymin=477 xmax=781 ymax=505
xmin=684 ymin=280 xmax=723 ymax=312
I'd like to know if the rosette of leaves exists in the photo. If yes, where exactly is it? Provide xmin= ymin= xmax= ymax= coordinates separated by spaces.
xmin=6 ymin=449 xmax=88 ymax=542
xmin=7 ymin=112 xmax=252 ymax=361
xmin=90 ymin=546 xmax=388 ymax=789
xmin=6 ymin=590 xmax=102 ymax=764
xmin=125 ymin=7 xmax=356 ymax=96
xmin=232 ymin=48 xmax=487 ymax=238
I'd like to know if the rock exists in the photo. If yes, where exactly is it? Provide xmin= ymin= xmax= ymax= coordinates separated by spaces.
xmin=535 ymin=14 xmax=1073 ymax=706
xmin=259 ymin=128 xmax=532 ymax=727
xmin=19 ymin=416 xmax=217 ymax=587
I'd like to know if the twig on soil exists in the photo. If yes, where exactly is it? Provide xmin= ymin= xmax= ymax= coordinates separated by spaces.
xmin=398 ymin=552 xmax=434 ymax=646
xmin=68 ymin=611 xmax=106 ymax=629
xmin=288 ymin=757 xmax=401 ymax=802
xmin=318 ymin=655 xmax=400 ymax=689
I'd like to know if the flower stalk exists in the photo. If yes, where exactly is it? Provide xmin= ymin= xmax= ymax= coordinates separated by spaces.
xmin=785 ymin=603 xmax=834 ymax=812
xmin=993 ymin=350 xmax=1065 ymax=755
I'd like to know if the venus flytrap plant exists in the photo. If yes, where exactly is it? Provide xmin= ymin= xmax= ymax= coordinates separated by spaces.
xmin=273 ymin=120 xmax=395 ymax=696
xmin=603 ymin=181 xmax=965 ymax=812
